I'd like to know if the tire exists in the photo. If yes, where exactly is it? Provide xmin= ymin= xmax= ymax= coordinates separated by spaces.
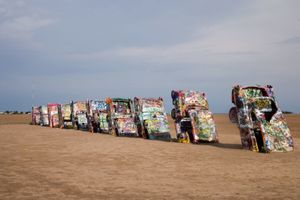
xmin=111 ymin=127 xmax=118 ymax=137
xmin=171 ymin=109 xmax=176 ymax=120
xmin=139 ymin=121 xmax=148 ymax=139
xmin=171 ymin=90 xmax=178 ymax=100
xmin=143 ymin=128 xmax=149 ymax=139
xmin=229 ymin=107 xmax=238 ymax=124
xmin=187 ymin=130 xmax=195 ymax=143
xmin=136 ymin=119 xmax=143 ymax=137
xmin=88 ymin=124 xmax=93 ymax=133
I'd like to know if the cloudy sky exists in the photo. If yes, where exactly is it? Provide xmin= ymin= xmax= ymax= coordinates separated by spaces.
xmin=0 ymin=0 xmax=299 ymax=113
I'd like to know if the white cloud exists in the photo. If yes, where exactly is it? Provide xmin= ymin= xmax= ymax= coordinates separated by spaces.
xmin=68 ymin=0 xmax=300 ymax=68
xmin=0 ymin=0 xmax=55 ymax=49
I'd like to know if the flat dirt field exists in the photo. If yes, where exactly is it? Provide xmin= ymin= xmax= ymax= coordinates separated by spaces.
xmin=0 ymin=114 xmax=299 ymax=199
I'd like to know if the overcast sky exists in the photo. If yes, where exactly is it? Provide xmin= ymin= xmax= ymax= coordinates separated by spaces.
xmin=0 ymin=0 xmax=299 ymax=113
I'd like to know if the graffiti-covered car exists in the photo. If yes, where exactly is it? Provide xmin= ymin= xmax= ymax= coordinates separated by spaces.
xmin=40 ymin=105 xmax=49 ymax=126
xmin=98 ymin=102 xmax=109 ymax=133
xmin=61 ymin=103 xmax=74 ymax=128
xmin=48 ymin=103 xmax=62 ymax=128
xmin=106 ymin=98 xmax=139 ymax=137
xmin=229 ymin=85 xmax=294 ymax=153
xmin=73 ymin=101 xmax=89 ymax=131
xmin=171 ymin=90 xmax=218 ymax=143
xmin=134 ymin=97 xmax=171 ymax=141
xmin=32 ymin=106 xmax=41 ymax=125
xmin=88 ymin=100 xmax=109 ymax=133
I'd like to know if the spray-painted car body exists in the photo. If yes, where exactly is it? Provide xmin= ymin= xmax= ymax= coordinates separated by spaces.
xmin=73 ymin=101 xmax=89 ymax=131
xmin=171 ymin=90 xmax=218 ymax=143
xmin=61 ymin=103 xmax=74 ymax=128
xmin=134 ymin=97 xmax=171 ymax=141
xmin=48 ymin=103 xmax=62 ymax=128
xmin=98 ymin=102 xmax=109 ymax=133
xmin=40 ymin=105 xmax=49 ymax=126
xmin=88 ymin=100 xmax=109 ymax=133
xmin=106 ymin=98 xmax=139 ymax=137
xmin=32 ymin=106 xmax=41 ymax=125
xmin=229 ymin=85 xmax=294 ymax=152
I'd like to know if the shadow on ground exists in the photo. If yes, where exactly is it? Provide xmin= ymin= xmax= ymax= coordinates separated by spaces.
xmin=210 ymin=142 xmax=243 ymax=150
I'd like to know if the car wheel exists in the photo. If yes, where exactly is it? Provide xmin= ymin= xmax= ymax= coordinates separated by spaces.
xmin=111 ymin=128 xmax=118 ymax=137
xmin=171 ymin=90 xmax=178 ymax=99
xmin=229 ymin=107 xmax=238 ymax=123
xmin=143 ymin=128 xmax=149 ymax=139
xmin=171 ymin=109 xmax=176 ymax=120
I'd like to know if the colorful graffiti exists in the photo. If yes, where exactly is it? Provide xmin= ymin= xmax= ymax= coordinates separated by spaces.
xmin=61 ymin=104 xmax=73 ymax=128
xmin=88 ymin=100 xmax=109 ymax=133
xmin=230 ymin=85 xmax=294 ymax=152
xmin=78 ymin=113 xmax=88 ymax=125
xmin=90 ymin=101 xmax=107 ymax=112
xmin=40 ymin=105 xmax=49 ymax=126
xmin=242 ymin=88 xmax=263 ymax=99
xmin=106 ymin=98 xmax=138 ymax=136
xmin=145 ymin=114 xmax=169 ymax=135
xmin=48 ymin=104 xmax=61 ymax=128
xmin=32 ymin=106 xmax=41 ymax=125
xmin=73 ymin=101 xmax=88 ymax=130
xmin=135 ymin=97 xmax=170 ymax=140
xmin=74 ymin=101 xmax=88 ymax=114
xmin=183 ymin=91 xmax=209 ymax=109
xmin=141 ymin=99 xmax=164 ymax=113
xmin=171 ymin=90 xmax=218 ymax=143
xmin=113 ymin=101 xmax=131 ymax=115
xmin=99 ymin=113 xmax=109 ymax=132
xmin=188 ymin=110 xmax=217 ymax=141
xmin=62 ymin=104 xmax=72 ymax=121
xmin=115 ymin=117 xmax=137 ymax=135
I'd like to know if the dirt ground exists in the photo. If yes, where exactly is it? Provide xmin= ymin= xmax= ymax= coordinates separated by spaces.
xmin=0 ymin=114 xmax=32 ymax=125
xmin=0 ymin=114 xmax=299 ymax=200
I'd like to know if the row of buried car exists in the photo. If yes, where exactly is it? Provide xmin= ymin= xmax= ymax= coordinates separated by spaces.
xmin=32 ymin=97 xmax=172 ymax=140
xmin=31 ymin=85 xmax=294 ymax=153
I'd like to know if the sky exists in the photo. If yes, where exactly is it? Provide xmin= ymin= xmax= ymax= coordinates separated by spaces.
xmin=0 ymin=0 xmax=299 ymax=113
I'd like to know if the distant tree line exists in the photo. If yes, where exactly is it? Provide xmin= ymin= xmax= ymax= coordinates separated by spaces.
xmin=282 ymin=111 xmax=293 ymax=114
xmin=0 ymin=111 xmax=31 ymax=115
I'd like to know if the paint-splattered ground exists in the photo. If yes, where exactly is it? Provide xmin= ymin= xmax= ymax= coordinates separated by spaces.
xmin=0 ymin=114 xmax=299 ymax=200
